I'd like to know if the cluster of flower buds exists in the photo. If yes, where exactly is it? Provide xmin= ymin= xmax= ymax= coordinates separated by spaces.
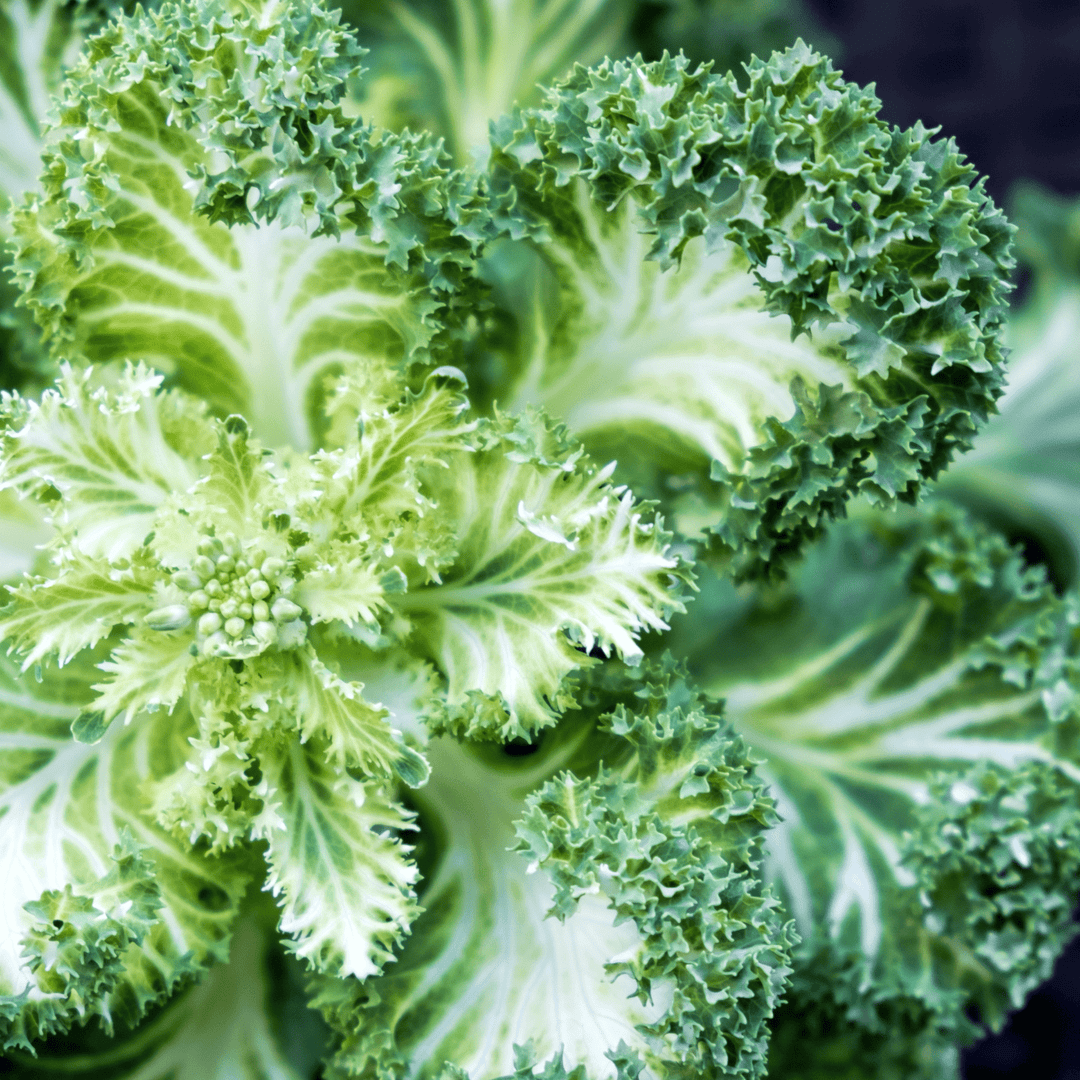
xmin=145 ymin=533 xmax=304 ymax=657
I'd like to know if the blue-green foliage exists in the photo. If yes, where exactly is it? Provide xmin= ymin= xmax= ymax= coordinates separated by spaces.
xmin=0 ymin=1 xmax=1076 ymax=1078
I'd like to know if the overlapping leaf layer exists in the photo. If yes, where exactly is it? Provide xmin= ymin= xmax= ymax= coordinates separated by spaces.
xmin=2 ymin=1 xmax=1068 ymax=1079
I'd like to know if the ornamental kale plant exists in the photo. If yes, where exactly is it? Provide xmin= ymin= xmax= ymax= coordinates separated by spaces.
xmin=0 ymin=2 xmax=1077 ymax=1079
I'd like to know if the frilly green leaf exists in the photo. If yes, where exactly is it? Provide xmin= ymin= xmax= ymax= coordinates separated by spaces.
xmin=10 ymin=0 xmax=487 ymax=449
xmin=31 ymin=0 xmax=485 ymax=277
xmin=310 ymin=657 xmax=791 ymax=1080
xmin=667 ymin=501 xmax=1080 ymax=1073
xmin=903 ymin=760 xmax=1080 ymax=1028
xmin=483 ymin=44 xmax=1013 ymax=577
xmin=17 ymin=832 xmax=162 ymax=1012
xmin=401 ymin=412 xmax=691 ymax=740
xmin=0 ymin=654 xmax=251 ymax=1053
xmin=513 ymin=669 xmax=792 ymax=1080
xmin=0 ymin=898 xmax=324 ymax=1079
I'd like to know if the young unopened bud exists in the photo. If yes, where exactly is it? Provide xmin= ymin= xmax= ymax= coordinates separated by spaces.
xmin=249 ymin=579 xmax=271 ymax=600
xmin=198 ymin=612 xmax=223 ymax=636
xmin=172 ymin=570 xmax=204 ymax=592
xmin=252 ymin=620 xmax=278 ymax=645
xmin=261 ymin=557 xmax=286 ymax=579
xmin=271 ymin=598 xmax=303 ymax=622
xmin=224 ymin=616 xmax=246 ymax=638
xmin=194 ymin=556 xmax=216 ymax=578
xmin=145 ymin=605 xmax=192 ymax=632
xmin=188 ymin=590 xmax=209 ymax=611
xmin=252 ymin=600 xmax=270 ymax=622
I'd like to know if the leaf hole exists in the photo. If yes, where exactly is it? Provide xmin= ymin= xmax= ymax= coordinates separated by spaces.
xmin=503 ymin=737 xmax=540 ymax=757
xmin=197 ymin=885 xmax=230 ymax=912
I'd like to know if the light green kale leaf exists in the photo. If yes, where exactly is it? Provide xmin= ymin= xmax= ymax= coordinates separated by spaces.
xmin=11 ymin=0 xmax=486 ymax=450
xmin=0 ymin=650 xmax=251 ymax=1053
xmin=937 ymin=180 xmax=1080 ymax=590
xmin=336 ymin=0 xmax=826 ymax=166
xmin=0 ymin=354 xmax=686 ymax=987
xmin=0 ymin=0 xmax=135 ymax=397
xmin=1 ymin=895 xmax=328 ymax=1079
xmin=665 ymin=501 xmax=1080 ymax=1073
xmin=403 ymin=411 xmax=691 ymax=740
xmin=478 ymin=45 xmax=1013 ymax=578
xmin=309 ymin=660 xmax=792 ymax=1080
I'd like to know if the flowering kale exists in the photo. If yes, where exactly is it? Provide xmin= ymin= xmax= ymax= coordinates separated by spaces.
xmin=0 ymin=2 xmax=1075 ymax=1079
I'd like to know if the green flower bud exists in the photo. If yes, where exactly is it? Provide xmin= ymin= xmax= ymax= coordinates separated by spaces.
xmin=252 ymin=600 xmax=270 ymax=621
xmin=271 ymin=598 xmax=303 ymax=622
xmin=261 ymin=557 xmax=286 ymax=579
xmin=224 ymin=617 xmax=246 ymax=638
xmin=172 ymin=570 xmax=204 ymax=592
xmin=145 ymin=605 xmax=192 ymax=632
xmin=238 ymin=603 xmax=253 ymax=619
xmin=250 ymin=579 xmax=271 ymax=600
xmin=188 ymin=590 xmax=209 ymax=611
xmin=198 ymin=612 xmax=223 ymax=636
xmin=205 ymin=579 xmax=222 ymax=597
xmin=252 ymin=620 xmax=278 ymax=645
xmin=216 ymin=555 xmax=236 ymax=573
xmin=194 ymin=556 xmax=216 ymax=578
xmin=220 ymin=599 xmax=239 ymax=619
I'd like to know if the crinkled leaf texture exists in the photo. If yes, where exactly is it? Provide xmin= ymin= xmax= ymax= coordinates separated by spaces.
xmin=0 ymin=899 xmax=328 ymax=1079
xmin=311 ymin=662 xmax=792 ymax=1080
xmin=255 ymin=737 xmax=420 ymax=982
xmin=666 ymin=502 xmax=1080 ymax=1071
xmin=0 ymin=0 xmax=114 ymax=395
xmin=401 ymin=413 xmax=689 ymax=739
xmin=0 ymin=363 xmax=211 ymax=562
xmin=0 ymin=0 xmax=98 ymax=215
xmin=0 ymin=652 xmax=250 ymax=1053
xmin=12 ymin=0 xmax=484 ymax=450
xmin=481 ymin=45 xmax=1013 ymax=577
xmin=0 ymin=363 xmax=687 ymax=1006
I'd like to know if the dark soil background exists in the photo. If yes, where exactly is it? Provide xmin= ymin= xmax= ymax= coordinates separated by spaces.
xmin=800 ymin=3 xmax=1080 ymax=1075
